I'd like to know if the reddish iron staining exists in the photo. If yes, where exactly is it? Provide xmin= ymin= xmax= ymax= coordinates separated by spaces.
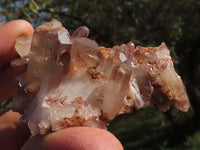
xmin=74 ymin=97 xmax=84 ymax=104
xmin=135 ymin=46 xmax=157 ymax=54
xmin=126 ymin=96 xmax=131 ymax=100
xmin=87 ymin=67 xmax=101 ymax=79
xmin=58 ymin=116 xmax=84 ymax=128
xmin=99 ymin=47 xmax=111 ymax=59
xmin=45 ymin=97 xmax=57 ymax=105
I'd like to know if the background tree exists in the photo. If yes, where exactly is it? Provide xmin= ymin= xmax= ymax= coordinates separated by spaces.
xmin=1 ymin=0 xmax=200 ymax=149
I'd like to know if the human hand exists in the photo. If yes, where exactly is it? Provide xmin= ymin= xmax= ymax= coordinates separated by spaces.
xmin=0 ymin=20 xmax=123 ymax=150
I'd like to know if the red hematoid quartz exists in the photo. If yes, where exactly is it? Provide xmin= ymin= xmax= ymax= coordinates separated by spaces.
xmin=11 ymin=21 xmax=190 ymax=135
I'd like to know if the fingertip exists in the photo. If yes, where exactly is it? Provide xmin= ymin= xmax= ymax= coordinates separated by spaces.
xmin=0 ymin=20 xmax=34 ymax=68
xmin=22 ymin=127 xmax=123 ymax=150
xmin=0 ymin=110 xmax=31 ymax=150
xmin=0 ymin=20 xmax=34 ymax=40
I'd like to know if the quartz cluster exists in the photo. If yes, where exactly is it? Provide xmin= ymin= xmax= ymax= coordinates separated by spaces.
xmin=11 ymin=21 xmax=190 ymax=135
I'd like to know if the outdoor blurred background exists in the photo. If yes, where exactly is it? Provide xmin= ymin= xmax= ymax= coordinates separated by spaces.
xmin=0 ymin=0 xmax=200 ymax=149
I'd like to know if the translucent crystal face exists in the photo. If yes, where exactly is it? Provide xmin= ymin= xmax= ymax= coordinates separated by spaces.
xmin=12 ymin=21 xmax=190 ymax=135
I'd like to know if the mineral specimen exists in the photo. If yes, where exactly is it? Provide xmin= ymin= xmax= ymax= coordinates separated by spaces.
xmin=11 ymin=21 xmax=190 ymax=135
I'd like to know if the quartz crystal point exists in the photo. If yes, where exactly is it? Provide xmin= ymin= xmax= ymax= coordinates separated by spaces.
xmin=12 ymin=21 xmax=190 ymax=135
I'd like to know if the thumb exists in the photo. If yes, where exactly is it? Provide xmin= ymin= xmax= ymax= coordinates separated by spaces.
xmin=0 ymin=20 xmax=34 ymax=69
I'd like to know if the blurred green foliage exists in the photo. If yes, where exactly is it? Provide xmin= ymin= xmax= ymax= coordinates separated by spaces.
xmin=0 ymin=0 xmax=200 ymax=149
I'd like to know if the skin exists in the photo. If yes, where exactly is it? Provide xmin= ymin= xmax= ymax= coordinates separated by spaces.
xmin=0 ymin=20 xmax=123 ymax=150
